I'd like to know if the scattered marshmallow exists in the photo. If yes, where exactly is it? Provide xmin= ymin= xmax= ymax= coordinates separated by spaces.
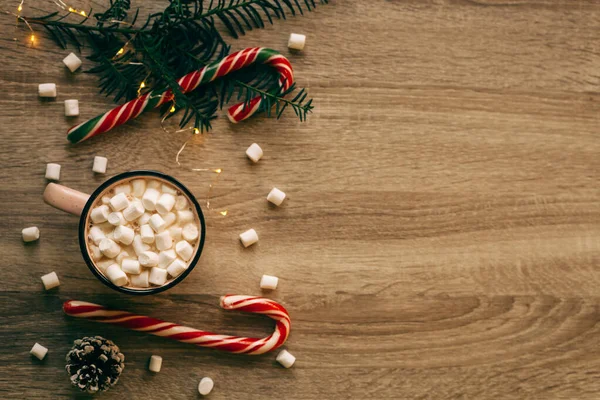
xmin=138 ymin=212 xmax=152 ymax=225
xmin=106 ymin=263 xmax=128 ymax=287
xmin=121 ymin=259 xmax=141 ymax=275
xmin=22 ymin=226 xmax=40 ymax=242
xmin=149 ymin=355 xmax=162 ymax=372
xmin=175 ymin=240 xmax=194 ymax=261
xmin=169 ymin=227 xmax=182 ymax=241
xmin=246 ymin=143 xmax=263 ymax=163
xmin=123 ymin=200 xmax=145 ymax=221
xmin=92 ymin=156 xmax=108 ymax=174
xmin=64 ymin=99 xmax=79 ymax=117
xmin=130 ymin=270 xmax=149 ymax=288
xmin=239 ymin=229 xmax=258 ymax=248
xmin=198 ymin=377 xmax=214 ymax=396
xmin=38 ymin=83 xmax=57 ymax=98
xmin=139 ymin=251 xmax=159 ymax=267
xmin=114 ymin=184 xmax=132 ymax=195
xmin=267 ymin=188 xmax=286 ymax=206
xmin=276 ymin=349 xmax=296 ymax=368
xmin=148 ymin=267 xmax=168 ymax=286
xmin=158 ymin=249 xmax=177 ymax=268
xmin=99 ymin=238 xmax=121 ymax=258
xmin=41 ymin=272 xmax=60 ymax=290
xmin=131 ymin=179 xmax=147 ymax=197
xmin=288 ymin=33 xmax=306 ymax=51
xmin=182 ymin=223 xmax=199 ymax=242
xmin=62 ymin=52 xmax=82 ymax=72
xmin=162 ymin=183 xmax=178 ymax=195
xmin=177 ymin=210 xmax=194 ymax=224
xmin=108 ymin=211 xmax=125 ymax=226
xmin=90 ymin=205 xmax=110 ymax=224
xmin=175 ymin=195 xmax=188 ymax=210
xmin=88 ymin=226 xmax=105 ymax=245
xmin=142 ymin=188 xmax=160 ymax=211
xmin=113 ymin=225 xmax=135 ymax=245
xmin=140 ymin=224 xmax=155 ymax=244
xmin=45 ymin=163 xmax=61 ymax=181
xmin=90 ymin=245 xmax=102 ymax=260
xmin=30 ymin=343 xmax=48 ymax=360
xmin=167 ymin=259 xmax=187 ymax=278
xmin=109 ymin=192 xmax=129 ymax=212
xmin=260 ymin=275 xmax=279 ymax=290
xmin=156 ymin=193 xmax=176 ymax=215
xmin=149 ymin=214 xmax=166 ymax=233
xmin=155 ymin=231 xmax=173 ymax=251
xmin=132 ymin=235 xmax=150 ymax=256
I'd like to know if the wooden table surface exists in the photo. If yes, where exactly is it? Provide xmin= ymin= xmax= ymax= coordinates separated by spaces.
xmin=1 ymin=1 xmax=599 ymax=399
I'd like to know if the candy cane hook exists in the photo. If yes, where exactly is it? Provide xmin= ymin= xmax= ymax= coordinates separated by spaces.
xmin=66 ymin=47 xmax=294 ymax=144
xmin=63 ymin=295 xmax=291 ymax=355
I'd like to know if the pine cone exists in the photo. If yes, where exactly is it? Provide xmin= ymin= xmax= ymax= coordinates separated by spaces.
xmin=65 ymin=336 xmax=125 ymax=394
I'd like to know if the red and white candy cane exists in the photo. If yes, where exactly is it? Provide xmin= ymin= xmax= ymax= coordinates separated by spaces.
xmin=63 ymin=295 xmax=291 ymax=355
xmin=67 ymin=47 xmax=294 ymax=144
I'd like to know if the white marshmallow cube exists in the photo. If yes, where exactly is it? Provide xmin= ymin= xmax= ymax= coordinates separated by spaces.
xmin=90 ymin=205 xmax=110 ymax=224
xmin=177 ymin=210 xmax=194 ymax=224
xmin=132 ymin=235 xmax=150 ymax=256
xmin=95 ymin=259 xmax=114 ymax=273
xmin=267 ymin=188 xmax=286 ymax=206
xmin=142 ymin=188 xmax=160 ymax=211
xmin=64 ymin=99 xmax=79 ymax=117
xmin=114 ymin=184 xmax=131 ymax=195
xmin=198 ymin=377 xmax=214 ymax=396
xmin=113 ymin=225 xmax=135 ymax=245
xmin=45 ymin=163 xmax=61 ymax=181
xmin=288 ymin=33 xmax=306 ymax=51
xmin=260 ymin=274 xmax=279 ymax=290
xmin=149 ymin=214 xmax=166 ymax=232
xmin=109 ymin=192 xmax=129 ymax=211
xmin=246 ymin=143 xmax=263 ymax=163
xmin=62 ymin=52 xmax=82 ymax=72
xmin=158 ymin=249 xmax=177 ymax=269
xmin=88 ymin=226 xmax=105 ymax=245
xmin=123 ymin=200 xmax=144 ymax=221
xmin=30 ymin=343 xmax=48 ymax=360
xmin=175 ymin=196 xmax=188 ymax=210
xmin=92 ymin=156 xmax=108 ymax=174
xmin=239 ymin=229 xmax=258 ymax=248
xmin=138 ymin=212 xmax=152 ymax=225
xmin=276 ymin=349 xmax=296 ymax=368
xmin=148 ymin=267 xmax=168 ymax=286
xmin=167 ymin=259 xmax=187 ymax=278
xmin=147 ymin=180 xmax=161 ymax=189
xmin=149 ymin=355 xmax=162 ymax=372
xmin=155 ymin=231 xmax=173 ymax=251
xmin=38 ymin=83 xmax=56 ymax=98
xmin=175 ymin=240 xmax=194 ymax=261
xmin=101 ymin=195 xmax=111 ymax=205
xmin=162 ymin=183 xmax=178 ymax=195
xmin=139 ymin=251 xmax=159 ymax=267
xmin=99 ymin=238 xmax=121 ymax=258
xmin=131 ymin=179 xmax=146 ymax=197
xmin=163 ymin=212 xmax=176 ymax=229
xmin=140 ymin=224 xmax=155 ymax=244
xmin=121 ymin=259 xmax=141 ymax=275
xmin=182 ymin=223 xmax=199 ymax=242
xmin=90 ymin=245 xmax=102 ymax=260
xmin=156 ymin=193 xmax=176 ymax=215
xmin=169 ymin=227 xmax=182 ymax=241
xmin=22 ymin=226 xmax=40 ymax=242
xmin=116 ymin=250 xmax=129 ymax=264
xmin=108 ymin=211 xmax=125 ymax=226
xmin=41 ymin=272 xmax=60 ymax=290
xmin=130 ymin=270 xmax=149 ymax=288
xmin=106 ymin=263 xmax=128 ymax=287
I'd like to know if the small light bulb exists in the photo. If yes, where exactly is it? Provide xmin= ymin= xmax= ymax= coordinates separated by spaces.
xmin=30 ymin=34 xmax=35 ymax=43
xmin=80 ymin=10 xmax=86 ymax=16
xmin=170 ymin=105 xmax=176 ymax=113
xmin=214 ymin=168 xmax=222 ymax=174
xmin=193 ymin=128 xmax=200 ymax=134
xmin=139 ymin=82 xmax=146 ymax=89
xmin=68 ymin=7 xmax=75 ymax=12
xmin=116 ymin=48 xmax=124 ymax=55
xmin=220 ymin=210 xmax=228 ymax=216
xmin=17 ymin=4 xmax=22 ymax=12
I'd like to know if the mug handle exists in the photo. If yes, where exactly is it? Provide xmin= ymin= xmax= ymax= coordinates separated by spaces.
xmin=43 ymin=183 xmax=90 ymax=217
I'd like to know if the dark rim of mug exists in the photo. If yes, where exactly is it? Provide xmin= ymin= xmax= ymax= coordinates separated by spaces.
xmin=78 ymin=170 xmax=206 ymax=295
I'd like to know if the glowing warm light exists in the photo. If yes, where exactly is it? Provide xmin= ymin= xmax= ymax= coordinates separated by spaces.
xmin=170 ymin=105 xmax=176 ymax=113
xmin=139 ymin=82 xmax=146 ymax=89
xmin=214 ymin=168 xmax=222 ymax=174
xmin=220 ymin=210 xmax=228 ymax=216
xmin=17 ymin=5 xmax=22 ymax=12
xmin=30 ymin=34 xmax=35 ymax=43
xmin=68 ymin=7 xmax=74 ymax=12
xmin=80 ymin=10 xmax=86 ymax=16
xmin=193 ymin=128 xmax=200 ymax=134
xmin=116 ymin=48 xmax=124 ymax=55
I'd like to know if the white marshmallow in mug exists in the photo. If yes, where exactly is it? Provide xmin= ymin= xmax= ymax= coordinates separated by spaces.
xmin=116 ymin=250 xmax=129 ymax=264
xmin=90 ymin=205 xmax=110 ymax=224
xmin=288 ymin=33 xmax=306 ymax=51
xmin=89 ymin=226 xmax=106 ymax=245
xmin=113 ymin=225 xmax=135 ymax=245
xmin=41 ymin=272 xmax=60 ymax=290
xmin=130 ymin=270 xmax=149 ymax=288
xmin=175 ymin=195 xmax=188 ymax=210
xmin=123 ymin=200 xmax=144 ymax=221
xmin=140 ymin=224 xmax=155 ymax=244
xmin=147 ymin=180 xmax=161 ymax=189
xmin=133 ymin=234 xmax=150 ymax=256
xmin=149 ymin=214 xmax=166 ymax=232
xmin=45 ymin=163 xmax=61 ymax=181
xmin=182 ymin=223 xmax=199 ymax=242
xmin=22 ymin=226 xmax=40 ymax=242
xmin=96 ymin=259 xmax=114 ymax=273
xmin=155 ymin=231 xmax=173 ymax=251
xmin=149 ymin=267 xmax=168 ymax=286
xmin=30 ymin=343 xmax=48 ymax=360
xmin=156 ymin=193 xmax=176 ymax=215
xmin=246 ymin=143 xmax=263 ymax=163
xmin=106 ymin=263 xmax=128 ymax=287
xmin=38 ymin=83 xmax=57 ymax=98
xmin=109 ymin=192 xmax=129 ymax=211
xmin=158 ymin=249 xmax=176 ymax=268
xmin=62 ymin=52 xmax=82 ymax=72
xmin=108 ymin=211 xmax=125 ymax=226
xmin=175 ymin=240 xmax=194 ymax=261
xmin=90 ymin=245 xmax=102 ymax=260
xmin=138 ymin=212 xmax=152 ymax=225
xmin=99 ymin=238 xmax=121 ymax=258
xmin=169 ymin=226 xmax=182 ymax=241
xmin=114 ymin=184 xmax=132 ymax=195
xmin=142 ymin=188 xmax=160 ymax=211
xmin=267 ymin=188 xmax=286 ymax=206
xmin=167 ymin=259 xmax=187 ymax=278
xmin=92 ymin=156 xmax=108 ymax=174
xmin=162 ymin=183 xmax=178 ymax=195
xmin=276 ymin=349 xmax=296 ymax=368
xmin=132 ymin=179 xmax=146 ymax=197
xmin=139 ymin=251 xmax=159 ymax=267
xmin=239 ymin=229 xmax=258 ymax=248
xmin=177 ymin=210 xmax=194 ymax=224
xmin=64 ymin=99 xmax=79 ymax=117
xmin=163 ymin=212 xmax=176 ymax=229
xmin=260 ymin=274 xmax=279 ymax=290
xmin=121 ymin=259 xmax=141 ymax=275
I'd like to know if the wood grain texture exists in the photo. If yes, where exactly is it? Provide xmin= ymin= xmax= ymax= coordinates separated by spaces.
xmin=1 ymin=0 xmax=599 ymax=399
